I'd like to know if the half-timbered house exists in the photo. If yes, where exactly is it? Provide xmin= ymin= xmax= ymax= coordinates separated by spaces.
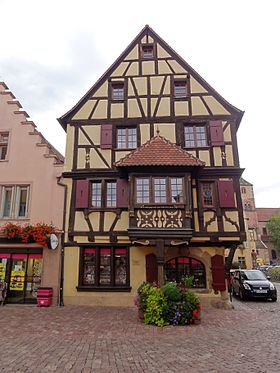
xmin=59 ymin=26 xmax=245 ymax=307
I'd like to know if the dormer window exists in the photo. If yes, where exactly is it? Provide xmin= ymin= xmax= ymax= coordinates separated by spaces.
xmin=111 ymin=83 xmax=124 ymax=101
xmin=0 ymin=132 xmax=9 ymax=160
xmin=174 ymin=80 xmax=187 ymax=98
xmin=142 ymin=44 xmax=154 ymax=59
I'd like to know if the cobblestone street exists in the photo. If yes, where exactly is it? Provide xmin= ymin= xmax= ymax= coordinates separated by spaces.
xmin=1 ymin=284 xmax=280 ymax=373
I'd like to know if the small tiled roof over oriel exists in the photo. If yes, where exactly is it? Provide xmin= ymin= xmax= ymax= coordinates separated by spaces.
xmin=115 ymin=134 xmax=205 ymax=167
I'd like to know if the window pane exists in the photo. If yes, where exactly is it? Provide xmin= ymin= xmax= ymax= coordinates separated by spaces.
xmin=99 ymin=248 xmax=111 ymax=285
xmin=117 ymin=128 xmax=126 ymax=149
xmin=154 ymin=178 xmax=166 ymax=203
xmin=136 ymin=178 xmax=150 ymax=203
xmin=83 ymin=249 xmax=96 ymax=285
xmin=106 ymin=182 xmax=116 ymax=207
xmin=202 ymin=183 xmax=214 ymax=207
xmin=112 ymin=84 xmax=124 ymax=100
xmin=115 ymin=249 xmax=127 ymax=285
xmin=127 ymin=128 xmax=137 ymax=148
xmin=174 ymin=81 xmax=187 ymax=97
xmin=91 ymin=183 xmax=102 ymax=207
xmin=171 ymin=178 xmax=183 ymax=203
xmin=18 ymin=188 xmax=28 ymax=217
xmin=3 ymin=188 xmax=12 ymax=217
xmin=196 ymin=126 xmax=207 ymax=147
xmin=184 ymin=127 xmax=195 ymax=147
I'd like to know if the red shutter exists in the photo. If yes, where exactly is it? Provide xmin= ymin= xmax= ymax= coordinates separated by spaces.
xmin=209 ymin=120 xmax=224 ymax=146
xmin=146 ymin=254 xmax=158 ymax=284
xmin=116 ymin=178 xmax=129 ymax=208
xmin=100 ymin=124 xmax=113 ymax=149
xmin=218 ymin=180 xmax=235 ymax=208
xmin=76 ymin=180 xmax=89 ymax=208
xmin=211 ymin=254 xmax=226 ymax=291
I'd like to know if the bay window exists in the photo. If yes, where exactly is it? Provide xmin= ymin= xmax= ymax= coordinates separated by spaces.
xmin=136 ymin=177 xmax=184 ymax=204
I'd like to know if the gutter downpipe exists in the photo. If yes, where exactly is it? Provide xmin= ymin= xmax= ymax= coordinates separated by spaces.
xmin=57 ymin=175 xmax=67 ymax=307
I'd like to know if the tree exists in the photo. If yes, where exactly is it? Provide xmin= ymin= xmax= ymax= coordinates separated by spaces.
xmin=267 ymin=213 xmax=280 ymax=251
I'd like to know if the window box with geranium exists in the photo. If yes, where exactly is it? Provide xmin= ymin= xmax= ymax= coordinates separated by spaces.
xmin=1 ymin=222 xmax=56 ymax=246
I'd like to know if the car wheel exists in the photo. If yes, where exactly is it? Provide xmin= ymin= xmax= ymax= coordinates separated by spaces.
xmin=271 ymin=297 xmax=277 ymax=302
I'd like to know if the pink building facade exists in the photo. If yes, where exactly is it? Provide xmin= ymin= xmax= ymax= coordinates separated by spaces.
xmin=0 ymin=82 xmax=64 ymax=304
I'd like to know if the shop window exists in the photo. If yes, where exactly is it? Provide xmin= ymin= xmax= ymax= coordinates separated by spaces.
xmin=164 ymin=257 xmax=206 ymax=288
xmin=174 ymin=80 xmax=187 ymax=98
xmin=80 ymin=247 xmax=129 ymax=288
xmin=141 ymin=44 xmax=154 ymax=59
xmin=117 ymin=128 xmax=137 ymax=149
xmin=136 ymin=177 xmax=184 ymax=204
xmin=201 ymin=182 xmax=215 ymax=208
xmin=0 ymin=185 xmax=30 ymax=219
xmin=111 ymin=83 xmax=124 ymax=101
xmin=0 ymin=132 xmax=9 ymax=160
xmin=184 ymin=126 xmax=207 ymax=147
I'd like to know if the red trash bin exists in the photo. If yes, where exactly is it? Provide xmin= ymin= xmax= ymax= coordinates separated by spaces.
xmin=37 ymin=287 xmax=53 ymax=307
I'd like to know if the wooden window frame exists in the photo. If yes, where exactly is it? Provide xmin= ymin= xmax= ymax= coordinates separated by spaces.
xmin=141 ymin=43 xmax=154 ymax=59
xmin=174 ymin=79 xmax=187 ymax=99
xmin=78 ymin=246 xmax=131 ymax=291
xmin=200 ymin=181 xmax=216 ymax=208
xmin=0 ymin=184 xmax=30 ymax=219
xmin=184 ymin=125 xmax=207 ymax=148
xmin=111 ymin=82 xmax=125 ymax=101
xmin=135 ymin=176 xmax=185 ymax=205
xmin=0 ymin=132 xmax=10 ymax=161
xmin=90 ymin=180 xmax=117 ymax=209
xmin=116 ymin=127 xmax=137 ymax=149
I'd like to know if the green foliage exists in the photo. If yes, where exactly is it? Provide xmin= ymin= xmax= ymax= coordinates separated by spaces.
xmin=231 ymin=261 xmax=240 ymax=269
xmin=135 ymin=282 xmax=201 ymax=327
xmin=144 ymin=286 xmax=168 ymax=327
xmin=182 ymin=275 xmax=194 ymax=288
xmin=267 ymin=213 xmax=280 ymax=250
xmin=267 ymin=267 xmax=280 ymax=282
xmin=162 ymin=282 xmax=182 ymax=302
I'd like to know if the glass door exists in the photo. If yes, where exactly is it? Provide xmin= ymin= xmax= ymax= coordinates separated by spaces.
xmin=24 ymin=254 xmax=42 ymax=302
xmin=8 ymin=254 xmax=27 ymax=303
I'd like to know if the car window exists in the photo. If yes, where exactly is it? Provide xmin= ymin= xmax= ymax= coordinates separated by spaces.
xmin=242 ymin=271 xmax=266 ymax=281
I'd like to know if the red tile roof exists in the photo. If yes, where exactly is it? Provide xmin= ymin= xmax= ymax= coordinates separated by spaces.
xmin=256 ymin=208 xmax=280 ymax=222
xmin=115 ymin=135 xmax=205 ymax=167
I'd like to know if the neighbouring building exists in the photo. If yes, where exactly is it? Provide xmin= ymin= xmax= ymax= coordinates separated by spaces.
xmin=256 ymin=208 xmax=280 ymax=264
xmin=0 ymin=82 xmax=65 ymax=304
xmin=59 ymin=25 xmax=245 ymax=307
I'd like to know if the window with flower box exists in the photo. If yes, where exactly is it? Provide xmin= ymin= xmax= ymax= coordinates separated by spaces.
xmin=79 ymin=247 xmax=130 ymax=290
xmin=0 ymin=185 xmax=30 ymax=219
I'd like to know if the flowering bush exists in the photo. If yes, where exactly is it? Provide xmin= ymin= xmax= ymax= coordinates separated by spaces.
xmin=135 ymin=280 xmax=201 ymax=327
xmin=1 ymin=222 xmax=56 ymax=246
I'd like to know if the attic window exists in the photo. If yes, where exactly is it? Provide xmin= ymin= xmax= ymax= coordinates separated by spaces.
xmin=111 ymin=83 xmax=124 ymax=101
xmin=174 ymin=80 xmax=187 ymax=98
xmin=142 ymin=44 xmax=154 ymax=59
xmin=0 ymin=132 xmax=9 ymax=160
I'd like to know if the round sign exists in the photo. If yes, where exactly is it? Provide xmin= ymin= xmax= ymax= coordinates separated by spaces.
xmin=47 ymin=233 xmax=59 ymax=250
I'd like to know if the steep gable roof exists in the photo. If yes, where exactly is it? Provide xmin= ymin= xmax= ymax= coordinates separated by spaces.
xmin=115 ymin=134 xmax=205 ymax=167
xmin=58 ymin=25 xmax=244 ymax=130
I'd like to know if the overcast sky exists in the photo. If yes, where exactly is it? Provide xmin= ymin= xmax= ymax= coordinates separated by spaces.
xmin=1 ymin=0 xmax=279 ymax=207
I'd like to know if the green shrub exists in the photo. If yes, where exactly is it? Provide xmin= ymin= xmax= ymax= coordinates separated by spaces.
xmin=182 ymin=275 xmax=194 ymax=288
xmin=163 ymin=282 xmax=182 ymax=302
xmin=231 ymin=262 xmax=240 ymax=269
xmin=267 ymin=267 xmax=280 ymax=282
xmin=144 ymin=286 xmax=168 ymax=327
xmin=136 ymin=282 xmax=151 ymax=312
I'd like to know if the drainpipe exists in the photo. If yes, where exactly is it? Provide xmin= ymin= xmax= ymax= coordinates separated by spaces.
xmin=57 ymin=176 xmax=67 ymax=306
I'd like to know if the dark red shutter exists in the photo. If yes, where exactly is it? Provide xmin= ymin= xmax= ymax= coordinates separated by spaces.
xmin=116 ymin=178 xmax=129 ymax=208
xmin=146 ymin=254 xmax=158 ymax=284
xmin=211 ymin=254 xmax=226 ymax=291
xmin=218 ymin=180 xmax=235 ymax=208
xmin=209 ymin=120 xmax=224 ymax=146
xmin=76 ymin=180 xmax=89 ymax=208
xmin=100 ymin=124 xmax=113 ymax=149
